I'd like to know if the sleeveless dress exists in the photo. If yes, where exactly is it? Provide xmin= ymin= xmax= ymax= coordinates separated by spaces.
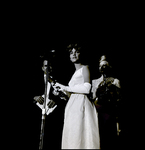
xmin=61 ymin=67 xmax=100 ymax=149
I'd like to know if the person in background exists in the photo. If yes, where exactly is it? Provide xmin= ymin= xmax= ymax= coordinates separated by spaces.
xmin=91 ymin=55 xmax=121 ymax=149
xmin=33 ymin=60 xmax=57 ymax=110
xmin=54 ymin=43 xmax=100 ymax=149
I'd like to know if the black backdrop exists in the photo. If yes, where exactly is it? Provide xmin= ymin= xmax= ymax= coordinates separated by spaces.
xmin=8 ymin=17 xmax=133 ymax=149
xmin=3 ymin=1 xmax=142 ymax=148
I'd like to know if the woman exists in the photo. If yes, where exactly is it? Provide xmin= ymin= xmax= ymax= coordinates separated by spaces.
xmin=54 ymin=43 xmax=100 ymax=149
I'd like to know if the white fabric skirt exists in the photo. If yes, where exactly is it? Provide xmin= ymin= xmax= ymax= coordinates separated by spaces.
xmin=61 ymin=94 xmax=100 ymax=149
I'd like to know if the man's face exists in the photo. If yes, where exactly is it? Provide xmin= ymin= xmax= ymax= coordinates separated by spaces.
xmin=42 ymin=60 xmax=48 ymax=73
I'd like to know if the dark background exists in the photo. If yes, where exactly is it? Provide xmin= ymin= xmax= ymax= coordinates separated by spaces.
xmin=5 ymin=6 xmax=137 ymax=149
xmin=15 ymin=31 xmax=130 ymax=150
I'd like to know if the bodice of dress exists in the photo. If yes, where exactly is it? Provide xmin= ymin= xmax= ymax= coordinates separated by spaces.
xmin=68 ymin=67 xmax=84 ymax=87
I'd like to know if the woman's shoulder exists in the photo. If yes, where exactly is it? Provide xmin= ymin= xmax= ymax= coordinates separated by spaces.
xmin=82 ymin=65 xmax=90 ymax=73
xmin=82 ymin=65 xmax=89 ymax=70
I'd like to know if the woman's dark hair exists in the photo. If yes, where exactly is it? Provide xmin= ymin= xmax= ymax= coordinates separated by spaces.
xmin=65 ymin=42 xmax=89 ymax=65
xmin=66 ymin=43 xmax=82 ymax=53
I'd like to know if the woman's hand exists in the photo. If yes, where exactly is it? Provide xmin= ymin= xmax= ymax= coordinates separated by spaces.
xmin=52 ymin=82 xmax=71 ymax=99
xmin=53 ymin=82 xmax=66 ymax=91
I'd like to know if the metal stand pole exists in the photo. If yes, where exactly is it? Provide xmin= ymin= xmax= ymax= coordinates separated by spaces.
xmin=39 ymin=113 xmax=46 ymax=150
xmin=39 ymin=60 xmax=49 ymax=150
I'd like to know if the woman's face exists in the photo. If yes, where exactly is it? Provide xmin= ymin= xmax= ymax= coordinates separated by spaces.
xmin=99 ymin=60 xmax=109 ymax=74
xmin=70 ymin=48 xmax=81 ymax=63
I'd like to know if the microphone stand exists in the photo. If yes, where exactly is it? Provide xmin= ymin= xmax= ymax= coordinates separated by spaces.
xmin=39 ymin=60 xmax=49 ymax=150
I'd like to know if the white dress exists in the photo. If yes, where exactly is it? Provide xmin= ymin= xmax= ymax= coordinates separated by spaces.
xmin=61 ymin=67 xmax=100 ymax=149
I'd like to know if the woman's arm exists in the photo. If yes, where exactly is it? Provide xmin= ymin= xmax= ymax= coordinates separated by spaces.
xmin=82 ymin=65 xmax=91 ymax=83
xmin=54 ymin=66 xmax=91 ymax=94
